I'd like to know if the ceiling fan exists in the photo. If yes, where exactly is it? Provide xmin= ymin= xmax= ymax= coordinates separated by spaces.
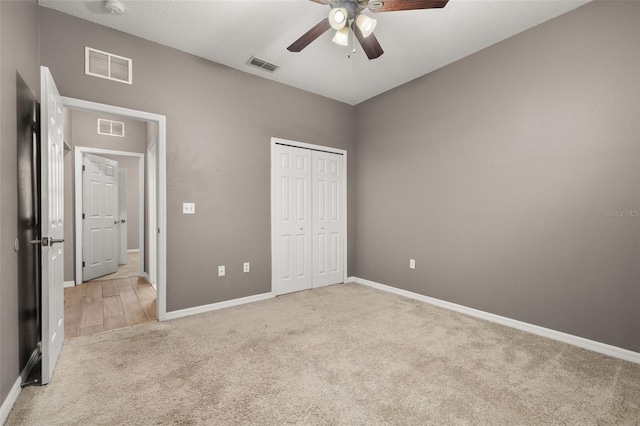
xmin=287 ymin=0 xmax=449 ymax=60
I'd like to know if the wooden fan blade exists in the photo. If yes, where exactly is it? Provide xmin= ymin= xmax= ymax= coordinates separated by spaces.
xmin=287 ymin=18 xmax=332 ymax=52
xmin=369 ymin=0 xmax=449 ymax=13
xmin=351 ymin=22 xmax=384 ymax=60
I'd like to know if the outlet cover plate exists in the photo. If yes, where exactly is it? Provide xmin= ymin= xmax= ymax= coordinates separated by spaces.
xmin=183 ymin=202 xmax=195 ymax=214
xmin=218 ymin=265 xmax=225 ymax=276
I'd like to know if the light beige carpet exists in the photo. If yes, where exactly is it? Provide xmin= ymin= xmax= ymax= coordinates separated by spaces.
xmin=87 ymin=252 xmax=140 ymax=282
xmin=7 ymin=283 xmax=640 ymax=425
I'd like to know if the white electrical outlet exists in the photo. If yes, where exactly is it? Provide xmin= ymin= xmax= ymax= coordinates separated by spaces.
xmin=218 ymin=265 xmax=225 ymax=276
xmin=409 ymin=259 xmax=416 ymax=269
xmin=182 ymin=202 xmax=195 ymax=214
xmin=243 ymin=262 xmax=250 ymax=273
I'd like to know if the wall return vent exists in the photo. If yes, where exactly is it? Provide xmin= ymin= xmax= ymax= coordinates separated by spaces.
xmin=85 ymin=46 xmax=132 ymax=84
xmin=97 ymin=118 xmax=125 ymax=137
xmin=247 ymin=56 xmax=279 ymax=73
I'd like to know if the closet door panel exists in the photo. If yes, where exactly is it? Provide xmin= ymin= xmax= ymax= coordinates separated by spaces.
xmin=312 ymin=151 xmax=345 ymax=288
xmin=273 ymin=145 xmax=312 ymax=295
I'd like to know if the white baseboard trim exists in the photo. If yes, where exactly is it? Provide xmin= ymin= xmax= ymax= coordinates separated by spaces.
xmin=349 ymin=276 xmax=640 ymax=365
xmin=0 ymin=377 xmax=21 ymax=425
xmin=63 ymin=280 xmax=75 ymax=288
xmin=127 ymin=249 xmax=140 ymax=253
xmin=165 ymin=292 xmax=275 ymax=321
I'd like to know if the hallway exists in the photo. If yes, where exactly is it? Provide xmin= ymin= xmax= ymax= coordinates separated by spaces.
xmin=64 ymin=277 xmax=156 ymax=339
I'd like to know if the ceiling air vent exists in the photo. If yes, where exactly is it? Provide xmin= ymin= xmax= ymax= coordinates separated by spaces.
xmin=85 ymin=46 xmax=132 ymax=84
xmin=97 ymin=118 xmax=125 ymax=137
xmin=247 ymin=56 xmax=280 ymax=73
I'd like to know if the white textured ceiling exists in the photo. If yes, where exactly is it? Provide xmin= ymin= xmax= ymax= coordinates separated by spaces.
xmin=38 ymin=0 xmax=590 ymax=105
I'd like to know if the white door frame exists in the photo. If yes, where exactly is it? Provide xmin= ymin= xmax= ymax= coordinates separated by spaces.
xmin=270 ymin=137 xmax=348 ymax=295
xmin=64 ymin=96 xmax=168 ymax=321
xmin=75 ymin=148 xmax=143 ymax=281
xmin=147 ymin=138 xmax=158 ymax=287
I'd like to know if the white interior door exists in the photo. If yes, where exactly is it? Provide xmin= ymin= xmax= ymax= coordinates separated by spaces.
xmin=312 ymin=151 xmax=345 ymax=288
xmin=272 ymin=144 xmax=312 ymax=295
xmin=118 ymin=168 xmax=128 ymax=265
xmin=82 ymin=154 xmax=119 ymax=281
xmin=40 ymin=66 xmax=65 ymax=385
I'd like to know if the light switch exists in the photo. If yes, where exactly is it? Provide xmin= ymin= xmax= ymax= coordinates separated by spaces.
xmin=218 ymin=265 xmax=225 ymax=277
xmin=183 ymin=202 xmax=195 ymax=214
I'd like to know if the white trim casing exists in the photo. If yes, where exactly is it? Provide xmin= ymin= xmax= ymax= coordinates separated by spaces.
xmin=164 ymin=292 xmax=275 ymax=321
xmin=127 ymin=249 xmax=140 ymax=253
xmin=270 ymin=137 xmax=348 ymax=295
xmin=349 ymin=277 xmax=640 ymax=365
xmin=63 ymin=280 xmax=75 ymax=288
xmin=63 ymin=96 xmax=167 ymax=322
xmin=75 ymin=146 xmax=145 ymax=283
xmin=0 ymin=377 xmax=22 ymax=425
xmin=146 ymin=140 xmax=158 ymax=286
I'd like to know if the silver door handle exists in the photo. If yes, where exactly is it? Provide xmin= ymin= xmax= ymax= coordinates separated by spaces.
xmin=121 ymin=219 xmax=126 ymax=223
xmin=114 ymin=220 xmax=119 ymax=224
xmin=30 ymin=237 xmax=65 ymax=246
xmin=49 ymin=238 xmax=65 ymax=246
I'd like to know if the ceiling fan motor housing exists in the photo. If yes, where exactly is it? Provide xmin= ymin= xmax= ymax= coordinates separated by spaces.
xmin=330 ymin=0 xmax=368 ymax=20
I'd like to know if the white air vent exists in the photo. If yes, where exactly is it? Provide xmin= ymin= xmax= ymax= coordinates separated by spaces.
xmin=247 ymin=56 xmax=280 ymax=73
xmin=85 ymin=47 xmax=132 ymax=84
xmin=97 ymin=119 xmax=125 ymax=137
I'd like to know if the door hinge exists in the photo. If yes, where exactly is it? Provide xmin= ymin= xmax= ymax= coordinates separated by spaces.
xmin=82 ymin=165 xmax=85 ymax=172
xmin=82 ymin=261 xmax=85 ymax=268
xmin=82 ymin=213 xmax=85 ymax=219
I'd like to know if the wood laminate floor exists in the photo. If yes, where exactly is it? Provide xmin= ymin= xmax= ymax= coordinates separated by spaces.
xmin=64 ymin=277 xmax=156 ymax=340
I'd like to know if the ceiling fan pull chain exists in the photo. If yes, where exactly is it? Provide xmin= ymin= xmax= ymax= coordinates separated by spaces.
xmin=347 ymin=22 xmax=356 ymax=59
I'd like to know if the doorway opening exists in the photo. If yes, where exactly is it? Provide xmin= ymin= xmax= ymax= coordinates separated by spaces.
xmin=61 ymin=97 xmax=167 ymax=331
xmin=64 ymin=140 xmax=154 ymax=338
xmin=74 ymin=147 xmax=144 ymax=283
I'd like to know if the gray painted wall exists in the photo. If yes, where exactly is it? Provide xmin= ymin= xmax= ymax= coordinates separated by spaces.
xmin=354 ymin=1 xmax=640 ymax=352
xmin=38 ymin=7 xmax=356 ymax=312
xmin=62 ymin=109 xmax=146 ymax=281
xmin=0 ymin=0 xmax=39 ymax=408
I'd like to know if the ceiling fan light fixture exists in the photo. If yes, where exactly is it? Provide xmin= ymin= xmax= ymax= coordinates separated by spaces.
xmin=329 ymin=7 xmax=348 ymax=30
xmin=332 ymin=27 xmax=349 ymax=46
xmin=355 ymin=13 xmax=377 ymax=38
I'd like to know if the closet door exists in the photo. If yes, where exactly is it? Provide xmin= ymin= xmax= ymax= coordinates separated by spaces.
xmin=312 ymin=151 xmax=345 ymax=288
xmin=273 ymin=144 xmax=313 ymax=295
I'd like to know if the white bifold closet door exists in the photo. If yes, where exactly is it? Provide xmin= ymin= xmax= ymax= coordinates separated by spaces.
xmin=273 ymin=144 xmax=313 ymax=295
xmin=312 ymin=150 xmax=345 ymax=288
xmin=273 ymin=143 xmax=345 ymax=296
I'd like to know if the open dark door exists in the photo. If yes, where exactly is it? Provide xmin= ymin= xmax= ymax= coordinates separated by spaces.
xmin=16 ymin=72 xmax=42 ymax=386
